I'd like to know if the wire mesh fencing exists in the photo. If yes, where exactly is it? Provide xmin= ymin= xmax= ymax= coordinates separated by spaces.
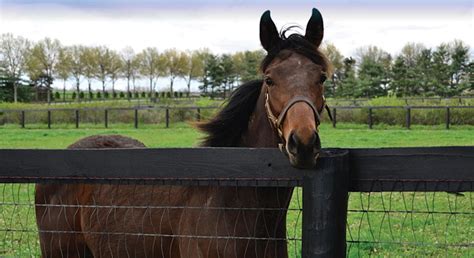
xmin=0 ymin=147 xmax=472 ymax=257
xmin=0 ymin=180 xmax=303 ymax=258
xmin=347 ymin=181 xmax=473 ymax=257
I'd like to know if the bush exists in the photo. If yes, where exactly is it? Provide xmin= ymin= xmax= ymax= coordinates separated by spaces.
xmin=161 ymin=92 xmax=166 ymax=98
xmin=119 ymin=92 xmax=125 ymax=98
xmin=179 ymin=92 xmax=183 ymax=98
xmin=167 ymin=92 xmax=171 ymax=98
xmin=96 ymin=91 xmax=101 ymax=99
xmin=72 ymin=92 xmax=77 ymax=100
xmin=104 ymin=91 xmax=109 ymax=98
xmin=54 ymin=92 xmax=61 ymax=100
xmin=89 ymin=92 xmax=94 ymax=99
xmin=79 ymin=91 xmax=85 ymax=99
xmin=134 ymin=92 xmax=139 ymax=98
xmin=141 ymin=92 xmax=146 ymax=98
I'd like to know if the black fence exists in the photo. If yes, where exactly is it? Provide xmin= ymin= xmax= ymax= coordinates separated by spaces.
xmin=0 ymin=147 xmax=472 ymax=257
xmin=331 ymin=96 xmax=474 ymax=105
xmin=1 ymin=105 xmax=474 ymax=129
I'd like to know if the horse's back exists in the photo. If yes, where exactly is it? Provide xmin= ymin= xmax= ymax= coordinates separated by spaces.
xmin=35 ymin=135 xmax=147 ymax=257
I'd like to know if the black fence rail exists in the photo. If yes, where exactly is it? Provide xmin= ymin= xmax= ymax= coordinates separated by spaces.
xmin=0 ymin=147 xmax=472 ymax=257
xmin=1 ymin=105 xmax=474 ymax=129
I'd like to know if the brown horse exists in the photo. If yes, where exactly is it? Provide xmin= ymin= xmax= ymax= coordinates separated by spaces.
xmin=35 ymin=8 xmax=330 ymax=258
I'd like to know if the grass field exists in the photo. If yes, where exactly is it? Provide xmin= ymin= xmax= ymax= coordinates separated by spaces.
xmin=0 ymin=123 xmax=473 ymax=257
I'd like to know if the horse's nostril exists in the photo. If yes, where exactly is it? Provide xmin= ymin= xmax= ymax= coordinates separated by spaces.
xmin=287 ymin=132 xmax=299 ymax=155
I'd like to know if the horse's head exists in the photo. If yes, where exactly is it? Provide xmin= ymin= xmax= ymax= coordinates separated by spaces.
xmin=260 ymin=8 xmax=330 ymax=169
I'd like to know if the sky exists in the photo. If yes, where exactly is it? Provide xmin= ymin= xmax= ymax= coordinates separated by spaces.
xmin=0 ymin=0 xmax=473 ymax=91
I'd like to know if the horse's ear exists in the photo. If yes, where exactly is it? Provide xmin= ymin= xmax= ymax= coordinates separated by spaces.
xmin=260 ymin=10 xmax=280 ymax=52
xmin=305 ymin=8 xmax=324 ymax=47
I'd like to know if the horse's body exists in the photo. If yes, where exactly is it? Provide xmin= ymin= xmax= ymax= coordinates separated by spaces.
xmin=36 ymin=8 xmax=330 ymax=258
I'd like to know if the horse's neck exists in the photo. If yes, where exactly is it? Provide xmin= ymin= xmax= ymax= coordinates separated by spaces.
xmin=241 ymin=90 xmax=294 ymax=209
xmin=242 ymin=90 xmax=280 ymax=148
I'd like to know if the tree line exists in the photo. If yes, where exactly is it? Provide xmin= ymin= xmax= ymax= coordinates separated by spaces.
xmin=0 ymin=33 xmax=472 ymax=103
xmin=0 ymin=33 xmax=265 ymax=102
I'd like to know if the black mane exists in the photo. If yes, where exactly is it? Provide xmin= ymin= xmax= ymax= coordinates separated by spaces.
xmin=198 ymin=30 xmax=329 ymax=147
xmin=197 ymin=80 xmax=263 ymax=147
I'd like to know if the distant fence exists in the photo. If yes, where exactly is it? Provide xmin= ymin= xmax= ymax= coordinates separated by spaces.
xmin=331 ymin=96 xmax=474 ymax=105
xmin=1 ymin=105 xmax=473 ymax=129
xmin=0 ymin=147 xmax=472 ymax=257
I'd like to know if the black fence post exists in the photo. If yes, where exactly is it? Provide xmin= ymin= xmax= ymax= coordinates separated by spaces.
xmin=75 ymin=109 xmax=79 ymax=129
xmin=134 ymin=109 xmax=138 ymax=129
xmin=104 ymin=109 xmax=108 ymax=128
xmin=332 ymin=108 xmax=337 ymax=128
xmin=368 ymin=108 xmax=373 ymax=129
xmin=21 ymin=111 xmax=25 ymax=129
xmin=302 ymin=151 xmax=349 ymax=258
xmin=47 ymin=110 xmax=51 ymax=129
xmin=406 ymin=107 xmax=411 ymax=129
xmin=166 ymin=108 xmax=170 ymax=128
xmin=446 ymin=107 xmax=450 ymax=130
xmin=196 ymin=108 xmax=201 ymax=122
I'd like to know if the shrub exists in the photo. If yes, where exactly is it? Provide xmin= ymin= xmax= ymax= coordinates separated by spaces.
xmin=79 ymin=91 xmax=85 ymax=99
xmin=167 ymin=92 xmax=171 ymax=98
xmin=96 ymin=91 xmax=101 ymax=99
xmin=72 ymin=92 xmax=77 ymax=100
xmin=179 ymin=92 xmax=183 ymax=98
xmin=89 ymin=92 xmax=94 ymax=99
xmin=54 ymin=92 xmax=61 ymax=100
xmin=104 ymin=91 xmax=109 ymax=98
xmin=141 ymin=92 xmax=146 ymax=98
xmin=161 ymin=92 xmax=166 ymax=98
xmin=112 ymin=91 xmax=117 ymax=98
xmin=119 ymin=92 xmax=125 ymax=98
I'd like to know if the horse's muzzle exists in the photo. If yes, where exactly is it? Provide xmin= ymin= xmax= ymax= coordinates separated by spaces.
xmin=286 ymin=131 xmax=321 ymax=169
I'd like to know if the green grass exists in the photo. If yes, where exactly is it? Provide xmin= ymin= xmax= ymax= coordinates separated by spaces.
xmin=0 ymin=124 xmax=473 ymax=257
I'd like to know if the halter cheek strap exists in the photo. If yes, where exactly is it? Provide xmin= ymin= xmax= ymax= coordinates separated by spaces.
xmin=264 ymin=86 xmax=331 ymax=154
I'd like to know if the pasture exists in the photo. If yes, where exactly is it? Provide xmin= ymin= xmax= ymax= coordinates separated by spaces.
xmin=0 ymin=124 xmax=472 ymax=257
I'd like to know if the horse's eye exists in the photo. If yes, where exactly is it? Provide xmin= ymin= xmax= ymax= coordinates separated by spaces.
xmin=264 ymin=77 xmax=274 ymax=86
xmin=320 ymin=74 xmax=327 ymax=84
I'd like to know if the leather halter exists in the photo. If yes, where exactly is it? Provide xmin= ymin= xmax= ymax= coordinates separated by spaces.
xmin=264 ymin=86 xmax=331 ymax=154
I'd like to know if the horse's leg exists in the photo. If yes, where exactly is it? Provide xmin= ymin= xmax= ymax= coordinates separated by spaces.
xmin=35 ymin=184 xmax=93 ymax=258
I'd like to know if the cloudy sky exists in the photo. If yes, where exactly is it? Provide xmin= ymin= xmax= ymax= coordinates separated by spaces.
xmin=0 ymin=0 xmax=472 ymax=91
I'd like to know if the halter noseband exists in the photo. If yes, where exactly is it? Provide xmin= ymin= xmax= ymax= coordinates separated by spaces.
xmin=264 ymin=85 xmax=331 ymax=154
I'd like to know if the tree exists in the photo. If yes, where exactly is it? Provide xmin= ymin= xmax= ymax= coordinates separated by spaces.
xmin=107 ymin=50 xmax=122 ymax=96
xmin=121 ymin=46 xmax=138 ymax=100
xmin=0 ymin=33 xmax=31 ymax=103
xmin=415 ymin=48 xmax=434 ymax=96
xmin=220 ymin=54 xmax=236 ymax=97
xmin=339 ymin=57 xmax=357 ymax=97
xmin=137 ymin=47 xmax=161 ymax=96
xmin=56 ymin=46 xmax=72 ymax=101
xmin=162 ymin=49 xmax=187 ymax=98
xmin=183 ymin=49 xmax=206 ymax=96
xmin=68 ymin=45 xmax=85 ymax=102
xmin=233 ymin=50 xmax=265 ymax=83
xmin=95 ymin=46 xmax=112 ymax=99
xmin=355 ymin=46 xmax=391 ymax=98
xmin=321 ymin=43 xmax=344 ymax=97
xmin=81 ymin=47 xmax=98 ymax=99
xmin=27 ymin=37 xmax=61 ymax=103
xmin=432 ymin=43 xmax=451 ymax=96
xmin=448 ymin=40 xmax=470 ymax=94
